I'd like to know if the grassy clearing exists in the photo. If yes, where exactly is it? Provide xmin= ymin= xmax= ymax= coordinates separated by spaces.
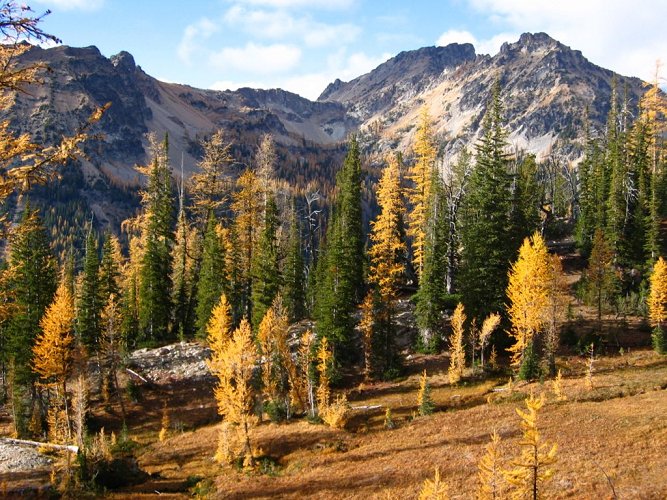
xmin=101 ymin=349 xmax=667 ymax=499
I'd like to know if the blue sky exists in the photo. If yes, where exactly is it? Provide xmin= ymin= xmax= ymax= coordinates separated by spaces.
xmin=33 ymin=0 xmax=667 ymax=100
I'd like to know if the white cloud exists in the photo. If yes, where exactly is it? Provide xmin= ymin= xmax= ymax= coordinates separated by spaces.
xmin=465 ymin=0 xmax=667 ymax=81
xmin=210 ymin=42 xmax=301 ymax=74
xmin=33 ymin=0 xmax=104 ymax=11
xmin=209 ymin=49 xmax=389 ymax=100
xmin=177 ymin=18 xmax=219 ymax=64
xmin=230 ymin=0 xmax=355 ymax=10
xmin=436 ymin=29 xmax=477 ymax=47
xmin=436 ymin=29 xmax=517 ymax=56
xmin=223 ymin=6 xmax=360 ymax=48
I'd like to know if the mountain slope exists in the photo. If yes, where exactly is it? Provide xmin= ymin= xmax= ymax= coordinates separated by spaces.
xmin=0 ymin=33 xmax=647 ymax=230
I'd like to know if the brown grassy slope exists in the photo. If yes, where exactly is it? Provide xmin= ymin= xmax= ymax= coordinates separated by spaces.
xmin=120 ymin=350 xmax=667 ymax=499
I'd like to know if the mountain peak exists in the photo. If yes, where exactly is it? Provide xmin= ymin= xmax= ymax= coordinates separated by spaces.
xmin=110 ymin=50 xmax=136 ymax=72
xmin=500 ymin=32 xmax=560 ymax=55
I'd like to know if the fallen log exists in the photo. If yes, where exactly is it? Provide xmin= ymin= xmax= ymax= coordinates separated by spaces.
xmin=0 ymin=437 xmax=78 ymax=454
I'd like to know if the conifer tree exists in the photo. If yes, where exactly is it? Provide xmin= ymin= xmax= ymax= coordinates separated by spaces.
xmin=232 ymin=168 xmax=262 ymax=322
xmin=212 ymin=318 xmax=258 ymax=466
xmin=416 ymin=167 xmax=447 ymax=351
xmin=478 ymin=313 xmax=501 ymax=369
xmin=506 ymin=232 xmax=550 ymax=369
xmin=282 ymin=204 xmax=306 ymax=323
xmin=648 ymin=256 xmax=667 ymax=354
xmin=419 ymin=468 xmax=449 ymax=500
xmin=137 ymin=134 xmax=175 ymax=343
xmin=121 ymin=234 xmax=142 ymax=346
xmin=99 ymin=293 xmax=126 ymax=420
xmin=417 ymin=370 xmax=435 ymax=416
xmin=407 ymin=106 xmax=437 ymax=279
xmin=448 ymin=303 xmax=466 ymax=384
xmin=504 ymin=394 xmax=557 ymax=500
xmin=359 ymin=291 xmax=376 ymax=379
xmin=77 ymin=229 xmax=101 ymax=351
xmin=33 ymin=280 xmax=76 ymax=440
xmin=461 ymin=82 xmax=514 ymax=320
xmin=585 ymin=229 xmax=617 ymax=331
xmin=252 ymin=196 xmax=281 ymax=331
xmin=195 ymin=214 xmax=226 ymax=338
xmin=172 ymin=175 xmax=194 ymax=339
xmin=190 ymin=130 xmax=233 ymax=223
xmin=477 ymin=430 xmax=504 ymax=500
xmin=544 ymin=255 xmax=568 ymax=375
xmin=99 ymin=232 xmax=123 ymax=307
xmin=295 ymin=329 xmax=316 ymax=418
xmin=6 ymin=208 xmax=57 ymax=392
xmin=206 ymin=293 xmax=233 ymax=367
xmin=314 ymin=136 xmax=364 ymax=366
xmin=368 ymin=154 xmax=407 ymax=374
xmin=257 ymin=297 xmax=294 ymax=418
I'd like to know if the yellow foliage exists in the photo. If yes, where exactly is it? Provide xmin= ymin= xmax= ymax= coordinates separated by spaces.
xmin=477 ymin=430 xmax=504 ymax=500
xmin=478 ymin=313 xmax=501 ymax=367
xmin=257 ymin=296 xmax=296 ymax=412
xmin=212 ymin=318 xmax=258 ymax=465
xmin=551 ymin=370 xmax=566 ymax=402
xmin=320 ymin=393 xmax=350 ymax=429
xmin=296 ymin=329 xmax=316 ymax=417
xmin=407 ymin=106 xmax=436 ymax=278
xmin=369 ymin=154 xmax=406 ymax=303
xmin=159 ymin=403 xmax=169 ymax=442
xmin=359 ymin=291 xmax=375 ymax=379
xmin=206 ymin=293 xmax=232 ymax=376
xmin=507 ymin=232 xmax=550 ymax=366
xmin=648 ymin=256 xmax=667 ymax=328
xmin=232 ymin=169 xmax=262 ymax=295
xmin=316 ymin=336 xmax=332 ymax=410
xmin=33 ymin=281 xmax=75 ymax=383
xmin=419 ymin=467 xmax=449 ymax=500
xmin=504 ymin=394 xmax=557 ymax=499
xmin=448 ymin=303 xmax=466 ymax=384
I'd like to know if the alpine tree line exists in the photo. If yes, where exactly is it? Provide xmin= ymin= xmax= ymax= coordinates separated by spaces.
xmin=0 ymin=35 xmax=666 ymax=469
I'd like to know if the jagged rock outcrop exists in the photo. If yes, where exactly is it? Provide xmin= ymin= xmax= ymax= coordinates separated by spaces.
xmin=1 ymin=32 xmax=647 ymax=227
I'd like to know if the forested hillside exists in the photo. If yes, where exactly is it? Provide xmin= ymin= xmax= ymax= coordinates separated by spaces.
xmin=0 ymin=3 xmax=666 ymax=498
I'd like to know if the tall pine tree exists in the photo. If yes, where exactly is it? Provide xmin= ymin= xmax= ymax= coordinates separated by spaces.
xmin=460 ymin=82 xmax=515 ymax=321
xmin=137 ymin=134 xmax=175 ymax=344
xmin=77 ymin=228 xmax=101 ymax=352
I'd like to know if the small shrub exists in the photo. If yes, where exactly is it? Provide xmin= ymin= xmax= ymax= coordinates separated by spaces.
xmin=518 ymin=342 xmax=540 ymax=381
xmin=417 ymin=370 xmax=435 ymax=416
xmin=264 ymin=400 xmax=287 ymax=423
xmin=320 ymin=394 xmax=350 ymax=429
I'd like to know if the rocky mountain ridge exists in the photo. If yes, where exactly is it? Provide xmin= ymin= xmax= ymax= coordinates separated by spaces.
xmin=2 ymin=32 xmax=646 ymax=228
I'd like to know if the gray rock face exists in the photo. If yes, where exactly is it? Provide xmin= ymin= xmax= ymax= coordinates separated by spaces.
xmin=0 ymin=439 xmax=53 ymax=472
xmin=2 ymin=32 xmax=647 ymax=226
xmin=126 ymin=342 xmax=213 ymax=384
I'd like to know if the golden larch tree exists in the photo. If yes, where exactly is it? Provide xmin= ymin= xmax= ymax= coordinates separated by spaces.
xmin=503 ymin=394 xmax=557 ymax=500
xmin=648 ymin=256 xmax=667 ymax=328
xmin=369 ymin=154 xmax=406 ymax=303
xmin=506 ymin=232 xmax=550 ymax=367
xmin=33 ymin=280 xmax=76 ymax=384
xmin=296 ymin=329 xmax=316 ymax=418
xmin=407 ymin=106 xmax=437 ymax=278
xmin=33 ymin=280 xmax=76 ymax=442
xmin=257 ymin=296 xmax=298 ymax=417
xmin=206 ymin=293 xmax=233 ymax=378
xmin=213 ymin=318 xmax=258 ymax=466
xmin=478 ymin=313 xmax=501 ymax=369
xmin=419 ymin=468 xmax=449 ymax=500
xmin=448 ymin=303 xmax=466 ymax=384
xmin=359 ymin=291 xmax=375 ymax=379
xmin=99 ymin=293 xmax=126 ymax=420
xmin=544 ymin=254 xmax=568 ymax=374
xmin=232 ymin=169 xmax=262 ymax=319
xmin=477 ymin=430 xmax=504 ymax=500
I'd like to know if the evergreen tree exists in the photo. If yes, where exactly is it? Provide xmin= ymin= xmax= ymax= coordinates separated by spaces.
xmin=460 ymin=82 xmax=515 ymax=321
xmin=585 ymin=229 xmax=617 ymax=331
xmin=6 ymin=208 xmax=57 ymax=389
xmin=77 ymin=229 xmax=101 ymax=351
xmin=368 ymin=154 xmax=407 ymax=374
xmin=415 ymin=167 xmax=447 ymax=351
xmin=314 ymin=136 xmax=364 ymax=366
xmin=195 ymin=214 xmax=226 ymax=339
xmin=282 ymin=203 xmax=306 ymax=323
xmin=99 ymin=232 xmax=123 ymax=306
xmin=251 ymin=196 xmax=281 ymax=331
xmin=137 ymin=134 xmax=175 ymax=344
xmin=172 ymin=178 xmax=193 ymax=339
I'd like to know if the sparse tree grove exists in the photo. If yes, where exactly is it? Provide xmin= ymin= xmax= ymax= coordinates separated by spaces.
xmin=0 ymin=4 xmax=666 ymax=496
